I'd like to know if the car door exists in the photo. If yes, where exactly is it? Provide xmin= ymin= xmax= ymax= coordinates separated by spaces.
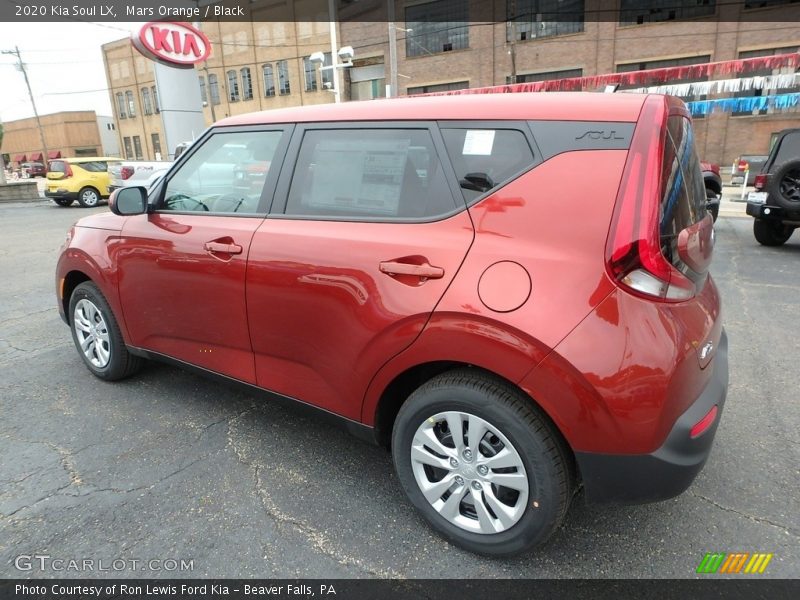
xmin=245 ymin=123 xmax=474 ymax=420
xmin=117 ymin=127 xmax=291 ymax=384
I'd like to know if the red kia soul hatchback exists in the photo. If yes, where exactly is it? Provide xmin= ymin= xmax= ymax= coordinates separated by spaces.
xmin=56 ymin=93 xmax=726 ymax=556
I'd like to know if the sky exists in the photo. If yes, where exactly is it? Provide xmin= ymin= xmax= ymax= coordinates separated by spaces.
xmin=0 ymin=22 xmax=145 ymax=122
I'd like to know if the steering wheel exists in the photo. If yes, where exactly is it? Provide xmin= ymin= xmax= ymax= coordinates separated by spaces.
xmin=212 ymin=193 xmax=246 ymax=213
xmin=165 ymin=193 xmax=209 ymax=212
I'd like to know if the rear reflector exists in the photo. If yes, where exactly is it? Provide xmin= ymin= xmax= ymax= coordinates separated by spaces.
xmin=690 ymin=405 xmax=718 ymax=439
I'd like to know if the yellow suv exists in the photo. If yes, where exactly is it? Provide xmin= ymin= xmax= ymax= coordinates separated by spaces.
xmin=46 ymin=157 xmax=118 ymax=207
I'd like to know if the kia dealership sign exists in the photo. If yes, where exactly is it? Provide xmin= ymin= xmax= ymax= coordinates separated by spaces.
xmin=133 ymin=22 xmax=211 ymax=68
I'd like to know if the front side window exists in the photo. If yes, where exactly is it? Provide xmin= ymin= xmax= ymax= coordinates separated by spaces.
xmin=406 ymin=0 xmax=469 ymax=57
xmin=284 ymin=128 xmax=456 ymax=220
xmin=227 ymin=70 xmax=240 ymax=101
xmin=79 ymin=161 xmax=108 ymax=173
xmin=440 ymin=128 xmax=536 ymax=203
xmin=162 ymin=131 xmax=283 ymax=215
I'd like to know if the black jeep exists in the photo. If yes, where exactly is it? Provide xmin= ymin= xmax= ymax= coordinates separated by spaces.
xmin=746 ymin=128 xmax=800 ymax=246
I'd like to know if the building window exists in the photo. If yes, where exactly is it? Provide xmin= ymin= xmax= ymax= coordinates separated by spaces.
xmin=619 ymin=0 xmax=716 ymax=25
xmin=125 ymin=90 xmax=136 ymax=117
xmin=199 ymin=75 xmax=207 ymax=103
xmin=263 ymin=64 xmax=275 ymax=97
xmin=152 ymin=86 xmax=160 ymax=113
xmin=304 ymin=57 xmax=318 ymax=91
xmin=507 ymin=0 xmax=585 ymax=41
xmin=241 ymin=67 xmax=253 ymax=100
xmin=141 ymin=87 xmax=153 ymax=115
xmin=278 ymin=60 xmax=290 ymax=95
xmin=733 ymin=46 xmax=800 ymax=116
xmin=507 ymin=67 xmax=583 ymax=84
xmin=208 ymin=74 xmax=221 ymax=105
xmin=744 ymin=0 xmax=797 ymax=8
xmin=227 ymin=70 xmax=240 ymax=101
xmin=116 ymin=92 xmax=126 ymax=119
xmin=616 ymin=55 xmax=711 ymax=73
xmin=151 ymin=133 xmax=162 ymax=159
xmin=132 ymin=136 xmax=144 ymax=160
xmin=406 ymin=0 xmax=469 ymax=57
xmin=407 ymin=81 xmax=469 ymax=95
xmin=123 ymin=136 xmax=133 ymax=159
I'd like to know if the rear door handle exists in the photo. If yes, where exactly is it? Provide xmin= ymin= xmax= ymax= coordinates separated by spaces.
xmin=379 ymin=261 xmax=444 ymax=279
xmin=204 ymin=241 xmax=243 ymax=255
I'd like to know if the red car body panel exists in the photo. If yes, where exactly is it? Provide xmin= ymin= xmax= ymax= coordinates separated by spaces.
xmin=115 ymin=213 xmax=263 ymax=384
xmin=245 ymin=213 xmax=474 ymax=420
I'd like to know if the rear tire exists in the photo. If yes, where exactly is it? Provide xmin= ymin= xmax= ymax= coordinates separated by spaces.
xmin=53 ymin=197 xmax=74 ymax=207
xmin=753 ymin=219 xmax=794 ymax=246
xmin=766 ymin=159 xmax=800 ymax=211
xmin=77 ymin=187 xmax=101 ymax=208
xmin=69 ymin=281 xmax=143 ymax=380
xmin=705 ymin=188 xmax=719 ymax=222
xmin=391 ymin=369 xmax=573 ymax=556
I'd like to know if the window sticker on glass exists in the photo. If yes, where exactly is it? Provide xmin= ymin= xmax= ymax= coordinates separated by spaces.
xmin=463 ymin=130 xmax=496 ymax=156
xmin=307 ymin=138 xmax=411 ymax=215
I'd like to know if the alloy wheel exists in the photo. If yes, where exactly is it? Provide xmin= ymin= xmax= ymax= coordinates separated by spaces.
xmin=73 ymin=299 xmax=111 ymax=368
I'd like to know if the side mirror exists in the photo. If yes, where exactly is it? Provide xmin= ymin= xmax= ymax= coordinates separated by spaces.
xmin=110 ymin=186 xmax=148 ymax=216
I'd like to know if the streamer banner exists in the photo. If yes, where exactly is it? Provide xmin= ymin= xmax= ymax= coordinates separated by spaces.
xmin=432 ymin=53 xmax=799 ymax=95
xmin=685 ymin=93 xmax=800 ymax=115
xmin=629 ymin=74 xmax=800 ymax=97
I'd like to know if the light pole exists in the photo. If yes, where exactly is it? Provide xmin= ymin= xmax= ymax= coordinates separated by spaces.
xmin=310 ymin=46 xmax=354 ymax=104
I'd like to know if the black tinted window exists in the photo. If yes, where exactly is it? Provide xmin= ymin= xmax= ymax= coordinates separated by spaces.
xmin=80 ymin=161 xmax=108 ymax=172
xmin=660 ymin=116 xmax=707 ymax=263
xmin=441 ymin=128 xmax=535 ymax=203
xmin=774 ymin=132 xmax=800 ymax=164
xmin=285 ymin=129 xmax=456 ymax=220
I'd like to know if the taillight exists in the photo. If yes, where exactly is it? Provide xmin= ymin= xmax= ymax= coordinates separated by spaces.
xmin=121 ymin=166 xmax=134 ymax=180
xmin=606 ymin=96 xmax=695 ymax=303
xmin=65 ymin=164 xmax=73 ymax=177
xmin=754 ymin=174 xmax=767 ymax=190
xmin=738 ymin=160 xmax=748 ymax=171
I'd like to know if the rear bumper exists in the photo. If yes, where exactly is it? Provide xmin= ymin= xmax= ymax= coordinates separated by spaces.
xmin=45 ymin=191 xmax=79 ymax=200
xmin=746 ymin=201 xmax=800 ymax=222
xmin=575 ymin=329 xmax=729 ymax=504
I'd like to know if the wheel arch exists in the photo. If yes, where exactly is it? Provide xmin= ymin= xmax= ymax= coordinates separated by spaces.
xmin=61 ymin=270 xmax=93 ymax=324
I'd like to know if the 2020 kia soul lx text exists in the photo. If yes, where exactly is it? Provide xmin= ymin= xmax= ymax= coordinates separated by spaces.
xmin=56 ymin=93 xmax=727 ymax=556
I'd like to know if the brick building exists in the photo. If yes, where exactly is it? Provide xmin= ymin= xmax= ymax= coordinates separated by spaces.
xmin=101 ymin=0 xmax=800 ymax=164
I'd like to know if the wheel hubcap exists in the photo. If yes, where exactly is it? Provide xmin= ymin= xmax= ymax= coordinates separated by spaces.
xmin=410 ymin=410 xmax=529 ymax=534
xmin=73 ymin=299 xmax=111 ymax=368
xmin=83 ymin=191 xmax=98 ymax=205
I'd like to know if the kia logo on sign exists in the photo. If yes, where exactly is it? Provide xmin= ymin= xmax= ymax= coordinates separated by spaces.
xmin=133 ymin=22 xmax=211 ymax=68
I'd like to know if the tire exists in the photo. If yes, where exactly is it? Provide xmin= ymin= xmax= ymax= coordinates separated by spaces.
xmin=53 ymin=197 xmax=74 ymax=207
xmin=766 ymin=159 xmax=800 ymax=211
xmin=391 ymin=369 xmax=573 ymax=556
xmin=77 ymin=187 xmax=101 ymax=208
xmin=753 ymin=218 xmax=794 ymax=246
xmin=68 ymin=281 xmax=143 ymax=380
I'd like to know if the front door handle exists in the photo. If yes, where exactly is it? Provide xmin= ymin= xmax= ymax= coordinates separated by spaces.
xmin=204 ymin=241 xmax=243 ymax=255
xmin=379 ymin=260 xmax=444 ymax=280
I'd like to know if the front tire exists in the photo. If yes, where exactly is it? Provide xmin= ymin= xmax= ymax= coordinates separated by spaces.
xmin=53 ymin=197 xmax=74 ymax=207
xmin=77 ymin=187 xmax=101 ymax=208
xmin=753 ymin=218 xmax=794 ymax=246
xmin=69 ymin=282 xmax=143 ymax=380
xmin=392 ymin=369 xmax=573 ymax=556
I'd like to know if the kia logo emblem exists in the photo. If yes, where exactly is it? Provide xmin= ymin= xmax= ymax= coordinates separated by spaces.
xmin=133 ymin=22 xmax=211 ymax=68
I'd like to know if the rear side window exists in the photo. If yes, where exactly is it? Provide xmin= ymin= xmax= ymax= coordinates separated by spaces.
xmin=80 ymin=161 xmax=108 ymax=172
xmin=774 ymin=132 xmax=800 ymax=165
xmin=440 ymin=128 xmax=535 ymax=203
xmin=660 ymin=116 xmax=707 ymax=264
xmin=49 ymin=160 xmax=67 ymax=174
xmin=285 ymin=129 xmax=456 ymax=220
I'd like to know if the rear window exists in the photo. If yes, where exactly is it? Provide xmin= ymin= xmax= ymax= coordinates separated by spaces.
xmin=659 ymin=116 xmax=707 ymax=265
xmin=440 ymin=128 xmax=535 ymax=203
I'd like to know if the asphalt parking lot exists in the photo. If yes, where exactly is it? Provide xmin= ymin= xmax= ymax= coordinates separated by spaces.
xmin=0 ymin=200 xmax=798 ymax=579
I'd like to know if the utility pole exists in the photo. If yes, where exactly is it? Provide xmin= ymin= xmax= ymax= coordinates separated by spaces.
xmin=1 ymin=46 xmax=50 ymax=166
xmin=509 ymin=0 xmax=518 ymax=84
xmin=388 ymin=0 xmax=399 ymax=98
xmin=328 ymin=0 xmax=341 ymax=103
xmin=201 ymin=64 xmax=217 ymax=122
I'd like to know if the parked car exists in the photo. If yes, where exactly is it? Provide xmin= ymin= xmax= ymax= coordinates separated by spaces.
xmin=107 ymin=160 xmax=172 ymax=193
xmin=21 ymin=161 xmax=46 ymax=177
xmin=700 ymin=161 xmax=721 ymax=221
xmin=56 ymin=93 xmax=726 ymax=556
xmin=745 ymin=128 xmax=800 ymax=246
xmin=46 ymin=157 xmax=117 ymax=207
xmin=731 ymin=154 xmax=768 ymax=186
